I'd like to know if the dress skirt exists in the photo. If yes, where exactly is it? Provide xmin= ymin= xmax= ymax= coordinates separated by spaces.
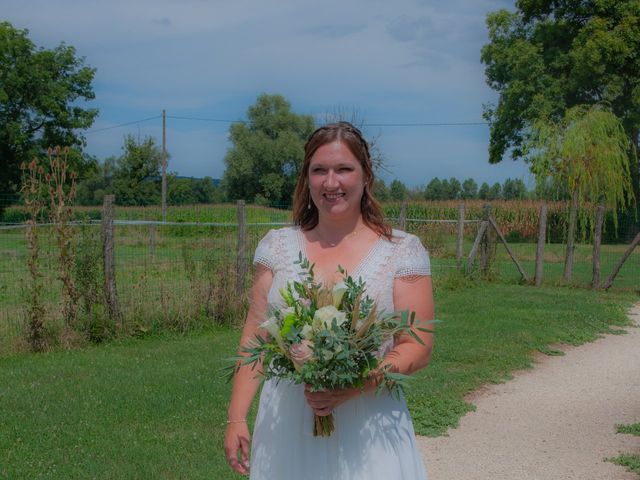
xmin=250 ymin=379 xmax=428 ymax=480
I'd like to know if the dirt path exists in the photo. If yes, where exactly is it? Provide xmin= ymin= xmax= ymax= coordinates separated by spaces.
xmin=418 ymin=303 xmax=640 ymax=480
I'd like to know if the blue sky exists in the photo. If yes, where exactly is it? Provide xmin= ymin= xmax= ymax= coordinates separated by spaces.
xmin=3 ymin=0 xmax=532 ymax=188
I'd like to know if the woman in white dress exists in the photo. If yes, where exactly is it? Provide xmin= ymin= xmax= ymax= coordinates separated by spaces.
xmin=224 ymin=122 xmax=434 ymax=479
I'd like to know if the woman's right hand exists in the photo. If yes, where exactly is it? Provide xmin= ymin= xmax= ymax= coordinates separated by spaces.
xmin=224 ymin=422 xmax=251 ymax=476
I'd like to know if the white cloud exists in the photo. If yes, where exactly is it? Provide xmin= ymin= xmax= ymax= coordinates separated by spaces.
xmin=3 ymin=0 xmax=521 ymax=186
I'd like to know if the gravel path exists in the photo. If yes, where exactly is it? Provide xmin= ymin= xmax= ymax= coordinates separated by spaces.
xmin=418 ymin=303 xmax=640 ymax=480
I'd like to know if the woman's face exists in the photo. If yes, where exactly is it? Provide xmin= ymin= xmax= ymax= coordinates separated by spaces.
xmin=308 ymin=141 xmax=365 ymax=221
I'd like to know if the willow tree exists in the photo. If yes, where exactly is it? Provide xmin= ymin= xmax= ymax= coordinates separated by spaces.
xmin=527 ymin=104 xmax=635 ymax=281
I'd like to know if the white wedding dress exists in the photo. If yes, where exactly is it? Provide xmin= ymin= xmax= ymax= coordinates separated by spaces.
xmin=250 ymin=226 xmax=431 ymax=480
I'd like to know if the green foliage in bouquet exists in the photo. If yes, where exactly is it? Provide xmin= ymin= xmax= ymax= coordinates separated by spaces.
xmin=227 ymin=253 xmax=436 ymax=436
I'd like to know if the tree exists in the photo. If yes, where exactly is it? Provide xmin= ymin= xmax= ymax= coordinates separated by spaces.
xmin=481 ymin=2 xmax=640 ymax=197
xmin=193 ymin=177 xmax=224 ymax=204
xmin=446 ymin=177 xmax=462 ymax=200
xmin=478 ymin=182 xmax=491 ymax=200
xmin=527 ymin=104 xmax=634 ymax=280
xmin=167 ymin=176 xmax=196 ymax=205
xmin=373 ymin=179 xmax=390 ymax=202
xmin=75 ymin=155 xmax=117 ymax=205
xmin=488 ymin=182 xmax=502 ymax=200
xmin=222 ymin=94 xmax=315 ymax=205
xmin=424 ymin=177 xmax=444 ymax=200
xmin=0 ymin=22 xmax=97 ymax=199
xmin=113 ymin=135 xmax=162 ymax=206
xmin=462 ymin=178 xmax=478 ymax=199
xmin=502 ymin=177 xmax=528 ymax=200
xmin=389 ymin=179 xmax=408 ymax=201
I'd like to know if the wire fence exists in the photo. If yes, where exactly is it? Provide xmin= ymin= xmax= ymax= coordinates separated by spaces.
xmin=1 ymin=199 xmax=638 ymax=354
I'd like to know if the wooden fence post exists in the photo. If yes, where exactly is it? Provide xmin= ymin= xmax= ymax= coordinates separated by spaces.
xmin=235 ymin=200 xmax=247 ymax=296
xmin=480 ymin=204 xmax=493 ymax=276
xmin=466 ymin=220 xmax=488 ymax=275
xmin=102 ymin=195 xmax=122 ymax=328
xmin=399 ymin=200 xmax=407 ymax=231
xmin=535 ymin=203 xmax=547 ymax=286
xmin=591 ymin=205 xmax=605 ymax=289
xmin=488 ymin=216 xmax=529 ymax=283
xmin=602 ymin=231 xmax=640 ymax=290
xmin=456 ymin=203 xmax=465 ymax=270
xmin=149 ymin=224 xmax=156 ymax=256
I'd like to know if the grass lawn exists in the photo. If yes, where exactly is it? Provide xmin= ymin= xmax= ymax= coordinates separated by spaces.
xmin=1 ymin=282 xmax=637 ymax=479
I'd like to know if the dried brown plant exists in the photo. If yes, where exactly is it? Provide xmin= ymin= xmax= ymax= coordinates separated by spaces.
xmin=19 ymin=158 xmax=48 ymax=351
xmin=46 ymin=146 xmax=79 ymax=332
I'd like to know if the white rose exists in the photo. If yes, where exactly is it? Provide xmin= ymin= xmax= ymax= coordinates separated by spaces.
xmin=332 ymin=282 xmax=348 ymax=308
xmin=313 ymin=305 xmax=347 ymax=331
xmin=300 ymin=324 xmax=313 ymax=340
xmin=260 ymin=316 xmax=281 ymax=341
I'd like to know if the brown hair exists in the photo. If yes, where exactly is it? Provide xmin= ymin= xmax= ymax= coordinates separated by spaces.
xmin=292 ymin=121 xmax=392 ymax=240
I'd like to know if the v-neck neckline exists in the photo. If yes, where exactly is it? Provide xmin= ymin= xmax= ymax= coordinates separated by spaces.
xmin=295 ymin=226 xmax=384 ymax=281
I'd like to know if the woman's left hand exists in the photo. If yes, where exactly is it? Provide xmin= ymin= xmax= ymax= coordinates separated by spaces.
xmin=303 ymin=384 xmax=360 ymax=416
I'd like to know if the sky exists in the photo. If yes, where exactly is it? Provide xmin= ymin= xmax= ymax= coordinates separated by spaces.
xmin=2 ymin=0 xmax=533 ymax=189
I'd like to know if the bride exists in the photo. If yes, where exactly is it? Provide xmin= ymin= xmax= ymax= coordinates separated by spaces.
xmin=224 ymin=122 xmax=434 ymax=479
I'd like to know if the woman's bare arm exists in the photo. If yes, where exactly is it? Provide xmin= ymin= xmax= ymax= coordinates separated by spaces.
xmin=224 ymin=265 xmax=273 ymax=475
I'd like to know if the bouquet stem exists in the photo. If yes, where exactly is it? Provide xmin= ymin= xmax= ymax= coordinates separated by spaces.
xmin=313 ymin=413 xmax=335 ymax=437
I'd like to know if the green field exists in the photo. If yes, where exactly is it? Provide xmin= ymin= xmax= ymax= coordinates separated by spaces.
xmin=1 ymin=282 xmax=636 ymax=479
xmin=1 ymin=204 xmax=638 ymax=477
xmin=1 ymin=204 xmax=638 ymax=355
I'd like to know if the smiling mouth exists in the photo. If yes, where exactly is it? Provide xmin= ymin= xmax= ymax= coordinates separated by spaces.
xmin=323 ymin=193 xmax=345 ymax=201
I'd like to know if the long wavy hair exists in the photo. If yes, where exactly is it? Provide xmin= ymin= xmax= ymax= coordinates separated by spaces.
xmin=293 ymin=121 xmax=392 ymax=240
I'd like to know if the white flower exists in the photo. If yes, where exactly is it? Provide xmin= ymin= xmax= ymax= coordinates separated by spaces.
xmin=301 ymin=324 xmax=313 ymax=340
xmin=313 ymin=305 xmax=347 ymax=331
xmin=260 ymin=316 xmax=281 ymax=341
xmin=332 ymin=282 xmax=348 ymax=308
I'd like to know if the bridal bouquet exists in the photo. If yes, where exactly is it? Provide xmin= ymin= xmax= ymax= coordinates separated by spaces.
xmin=228 ymin=254 xmax=435 ymax=437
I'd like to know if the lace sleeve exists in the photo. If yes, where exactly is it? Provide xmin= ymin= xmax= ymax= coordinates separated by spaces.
xmin=253 ymin=229 xmax=276 ymax=270
xmin=395 ymin=234 xmax=431 ymax=277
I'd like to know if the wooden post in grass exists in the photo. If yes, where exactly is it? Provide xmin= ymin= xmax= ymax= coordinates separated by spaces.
xmin=466 ymin=220 xmax=488 ymax=275
xmin=399 ymin=200 xmax=407 ymax=231
xmin=149 ymin=224 xmax=156 ymax=256
xmin=602 ymin=231 xmax=640 ymax=290
xmin=535 ymin=203 xmax=547 ymax=286
xmin=235 ymin=200 xmax=247 ymax=296
xmin=591 ymin=205 xmax=605 ymax=289
xmin=480 ymin=204 xmax=493 ymax=276
xmin=456 ymin=203 xmax=465 ymax=270
xmin=102 ymin=195 xmax=122 ymax=327
xmin=488 ymin=216 xmax=529 ymax=283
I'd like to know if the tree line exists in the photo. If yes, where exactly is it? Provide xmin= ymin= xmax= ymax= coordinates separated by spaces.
xmin=375 ymin=177 xmax=533 ymax=202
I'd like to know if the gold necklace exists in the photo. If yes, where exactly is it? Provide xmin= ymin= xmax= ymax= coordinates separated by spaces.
xmin=318 ymin=225 xmax=366 ymax=247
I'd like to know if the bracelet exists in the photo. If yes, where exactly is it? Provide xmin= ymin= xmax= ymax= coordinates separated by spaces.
xmin=226 ymin=418 xmax=247 ymax=424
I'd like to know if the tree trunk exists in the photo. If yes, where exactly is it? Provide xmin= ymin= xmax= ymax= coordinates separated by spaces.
xmin=563 ymin=189 xmax=579 ymax=282
xmin=591 ymin=205 xmax=605 ymax=289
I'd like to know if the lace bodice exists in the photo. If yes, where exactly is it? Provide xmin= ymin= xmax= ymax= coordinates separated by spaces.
xmin=253 ymin=226 xmax=431 ymax=315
